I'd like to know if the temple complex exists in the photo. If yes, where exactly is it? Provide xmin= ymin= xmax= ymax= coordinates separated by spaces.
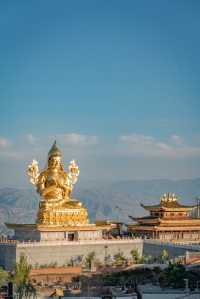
xmin=0 ymin=142 xmax=143 ymax=270
xmin=128 ymin=193 xmax=200 ymax=241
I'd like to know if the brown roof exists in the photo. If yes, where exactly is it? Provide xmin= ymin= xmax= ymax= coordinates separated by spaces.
xmin=31 ymin=267 xmax=82 ymax=276
xmin=141 ymin=201 xmax=195 ymax=210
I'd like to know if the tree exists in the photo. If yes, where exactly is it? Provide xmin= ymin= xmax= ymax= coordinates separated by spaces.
xmin=85 ymin=251 xmax=96 ymax=270
xmin=143 ymin=254 xmax=153 ymax=264
xmin=0 ymin=267 xmax=9 ymax=287
xmin=12 ymin=254 xmax=36 ymax=299
xmin=159 ymin=262 xmax=187 ymax=289
xmin=160 ymin=249 xmax=169 ymax=264
xmin=130 ymin=249 xmax=140 ymax=264
xmin=113 ymin=251 xmax=126 ymax=266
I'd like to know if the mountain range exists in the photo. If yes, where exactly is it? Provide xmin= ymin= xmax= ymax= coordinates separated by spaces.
xmin=0 ymin=178 xmax=200 ymax=235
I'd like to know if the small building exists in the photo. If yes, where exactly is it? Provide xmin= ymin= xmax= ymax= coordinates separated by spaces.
xmin=128 ymin=193 xmax=200 ymax=241
xmin=30 ymin=266 xmax=82 ymax=287
xmin=5 ymin=223 xmax=107 ymax=242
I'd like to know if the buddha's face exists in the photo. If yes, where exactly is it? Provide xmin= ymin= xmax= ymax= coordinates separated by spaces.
xmin=48 ymin=156 xmax=61 ymax=170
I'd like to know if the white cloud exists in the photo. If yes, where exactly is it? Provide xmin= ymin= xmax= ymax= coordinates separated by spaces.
xmin=171 ymin=134 xmax=184 ymax=145
xmin=57 ymin=133 xmax=98 ymax=147
xmin=0 ymin=133 xmax=200 ymax=185
xmin=0 ymin=137 xmax=10 ymax=149
xmin=120 ymin=134 xmax=154 ymax=145
xmin=0 ymin=137 xmax=22 ymax=160
xmin=25 ymin=134 xmax=37 ymax=145
xmin=119 ymin=134 xmax=200 ymax=158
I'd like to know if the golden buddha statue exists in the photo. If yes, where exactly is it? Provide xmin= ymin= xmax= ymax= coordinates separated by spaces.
xmin=27 ymin=141 xmax=89 ymax=226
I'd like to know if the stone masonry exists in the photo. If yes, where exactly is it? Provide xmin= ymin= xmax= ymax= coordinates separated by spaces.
xmin=0 ymin=239 xmax=143 ymax=270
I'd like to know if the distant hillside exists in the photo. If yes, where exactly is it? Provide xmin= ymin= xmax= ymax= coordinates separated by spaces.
xmin=0 ymin=178 xmax=200 ymax=235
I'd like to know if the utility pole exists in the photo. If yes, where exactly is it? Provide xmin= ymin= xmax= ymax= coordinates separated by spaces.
xmin=114 ymin=206 xmax=122 ymax=222
xmin=7 ymin=282 xmax=13 ymax=299
xmin=196 ymin=197 xmax=200 ymax=218
xmin=104 ymin=245 xmax=108 ymax=265
xmin=184 ymin=278 xmax=189 ymax=293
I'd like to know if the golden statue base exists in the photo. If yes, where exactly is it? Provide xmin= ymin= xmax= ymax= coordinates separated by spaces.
xmin=37 ymin=198 xmax=89 ymax=226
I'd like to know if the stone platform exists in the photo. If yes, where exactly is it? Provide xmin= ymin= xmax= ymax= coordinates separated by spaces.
xmin=5 ymin=223 xmax=105 ymax=241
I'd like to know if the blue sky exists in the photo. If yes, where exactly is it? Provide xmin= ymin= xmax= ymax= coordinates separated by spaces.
xmin=0 ymin=1 xmax=200 ymax=186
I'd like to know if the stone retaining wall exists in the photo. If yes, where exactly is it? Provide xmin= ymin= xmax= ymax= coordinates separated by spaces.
xmin=0 ymin=239 xmax=143 ymax=270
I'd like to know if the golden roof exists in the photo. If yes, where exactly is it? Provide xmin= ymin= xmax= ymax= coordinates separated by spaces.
xmin=141 ymin=193 xmax=195 ymax=211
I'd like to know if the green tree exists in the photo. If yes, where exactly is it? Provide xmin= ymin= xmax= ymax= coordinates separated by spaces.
xmin=160 ymin=249 xmax=169 ymax=264
xmin=130 ymin=249 xmax=140 ymax=264
xmin=113 ymin=251 xmax=126 ymax=266
xmin=85 ymin=251 xmax=96 ymax=270
xmin=0 ymin=267 xmax=9 ymax=287
xmin=12 ymin=254 xmax=36 ymax=299
xmin=143 ymin=254 xmax=153 ymax=264
xmin=159 ymin=262 xmax=187 ymax=288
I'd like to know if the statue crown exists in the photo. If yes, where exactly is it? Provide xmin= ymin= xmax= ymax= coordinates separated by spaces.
xmin=48 ymin=140 xmax=62 ymax=158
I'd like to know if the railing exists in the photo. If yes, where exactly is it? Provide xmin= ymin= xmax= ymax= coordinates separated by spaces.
xmin=0 ymin=238 xmax=18 ymax=245
xmin=0 ymin=236 xmax=143 ymax=247
xmin=144 ymin=239 xmax=200 ymax=251
xmin=17 ymin=238 xmax=143 ymax=247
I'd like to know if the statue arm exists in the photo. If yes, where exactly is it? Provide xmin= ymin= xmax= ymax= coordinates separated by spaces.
xmin=36 ymin=173 xmax=46 ymax=195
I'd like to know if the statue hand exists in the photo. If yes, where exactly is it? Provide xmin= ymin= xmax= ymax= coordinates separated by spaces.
xmin=27 ymin=160 xmax=40 ymax=185
xmin=68 ymin=160 xmax=80 ymax=186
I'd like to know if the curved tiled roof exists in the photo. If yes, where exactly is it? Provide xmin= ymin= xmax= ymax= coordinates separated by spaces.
xmin=141 ymin=201 xmax=195 ymax=210
xmin=141 ymin=193 xmax=195 ymax=211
